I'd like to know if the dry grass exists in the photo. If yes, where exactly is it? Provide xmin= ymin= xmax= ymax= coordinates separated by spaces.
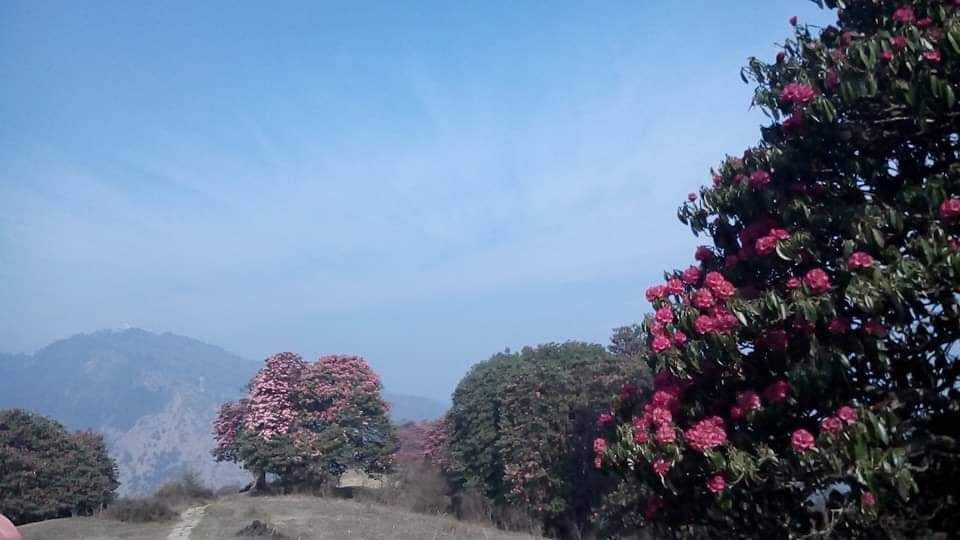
xmin=18 ymin=515 xmax=172 ymax=540
xmin=19 ymin=491 xmax=541 ymax=540
xmin=191 ymin=494 xmax=541 ymax=540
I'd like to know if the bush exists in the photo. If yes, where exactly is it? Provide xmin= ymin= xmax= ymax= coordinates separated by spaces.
xmin=0 ymin=409 xmax=119 ymax=525
xmin=104 ymin=497 xmax=177 ymax=523
xmin=362 ymin=463 xmax=450 ymax=515
xmin=599 ymin=1 xmax=960 ymax=537
xmin=153 ymin=470 xmax=214 ymax=504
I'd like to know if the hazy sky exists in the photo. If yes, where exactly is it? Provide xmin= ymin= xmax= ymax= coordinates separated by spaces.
xmin=1 ymin=1 xmax=834 ymax=401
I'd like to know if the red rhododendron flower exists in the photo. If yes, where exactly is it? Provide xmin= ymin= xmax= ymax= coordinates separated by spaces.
xmin=688 ymin=192 xmax=697 ymax=202
xmin=837 ymin=405 xmax=858 ymax=424
xmin=862 ymin=491 xmax=876 ymax=507
xmin=652 ymin=458 xmax=673 ymax=476
xmin=633 ymin=429 xmax=648 ymax=444
xmin=828 ymin=317 xmax=851 ymax=334
xmin=655 ymin=306 xmax=674 ymax=324
xmin=672 ymin=331 xmax=688 ymax=346
xmin=655 ymin=423 xmax=677 ymax=444
xmin=804 ymin=268 xmax=832 ymax=293
xmin=682 ymin=265 xmax=701 ymax=284
xmin=940 ymin=198 xmax=960 ymax=221
xmin=791 ymin=429 xmax=816 ymax=452
xmin=730 ymin=405 xmax=744 ymax=419
xmin=650 ymin=407 xmax=673 ymax=427
xmin=764 ymin=380 xmax=790 ymax=404
xmin=695 ymin=245 xmax=714 ymax=261
xmin=917 ymin=17 xmax=932 ymax=29
xmin=646 ymin=285 xmax=666 ymax=302
xmin=651 ymin=334 xmax=672 ymax=353
xmin=750 ymin=170 xmax=771 ymax=188
xmin=705 ymin=272 xmax=733 ymax=295
xmin=924 ymin=50 xmax=942 ymax=63
xmin=694 ymin=315 xmax=716 ymax=335
xmin=665 ymin=278 xmax=685 ymax=295
xmin=650 ymin=320 xmax=666 ymax=336
xmin=892 ymin=6 xmax=915 ymax=24
xmin=693 ymin=288 xmax=716 ymax=310
xmin=786 ymin=277 xmax=802 ymax=289
xmin=881 ymin=50 xmax=894 ymax=62
xmin=686 ymin=417 xmax=728 ymax=452
xmin=865 ymin=319 xmax=889 ymax=337
xmin=849 ymin=251 xmax=874 ymax=269
xmin=598 ymin=412 xmax=615 ymax=427
xmin=651 ymin=387 xmax=681 ymax=409
xmin=820 ymin=416 xmax=843 ymax=434
xmin=892 ymin=36 xmax=908 ymax=50
xmin=770 ymin=228 xmax=791 ymax=241
xmin=736 ymin=390 xmax=762 ymax=412
xmin=780 ymin=82 xmax=816 ymax=105
xmin=712 ymin=309 xmax=739 ymax=333
xmin=755 ymin=236 xmax=777 ymax=256
xmin=707 ymin=474 xmax=726 ymax=494
xmin=783 ymin=112 xmax=804 ymax=132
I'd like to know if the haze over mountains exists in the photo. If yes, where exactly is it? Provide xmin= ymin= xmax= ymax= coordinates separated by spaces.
xmin=0 ymin=328 xmax=447 ymax=495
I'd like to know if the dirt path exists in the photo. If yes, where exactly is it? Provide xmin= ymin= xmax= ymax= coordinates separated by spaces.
xmin=166 ymin=504 xmax=207 ymax=540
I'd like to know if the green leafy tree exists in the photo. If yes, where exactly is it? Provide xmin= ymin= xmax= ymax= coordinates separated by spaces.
xmin=599 ymin=1 xmax=960 ymax=537
xmin=0 ymin=409 xmax=118 ymax=525
xmin=447 ymin=342 xmax=648 ymax=538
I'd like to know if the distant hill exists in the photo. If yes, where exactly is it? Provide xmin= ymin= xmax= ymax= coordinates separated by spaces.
xmin=0 ymin=329 xmax=446 ymax=495
xmin=383 ymin=391 xmax=448 ymax=423
xmin=0 ymin=329 xmax=256 ymax=495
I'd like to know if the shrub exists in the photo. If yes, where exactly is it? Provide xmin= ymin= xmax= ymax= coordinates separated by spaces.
xmin=104 ymin=497 xmax=177 ymax=523
xmin=153 ymin=470 xmax=214 ymax=504
xmin=599 ymin=1 xmax=960 ymax=537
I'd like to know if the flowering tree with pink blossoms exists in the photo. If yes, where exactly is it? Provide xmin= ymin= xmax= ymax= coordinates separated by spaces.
xmin=597 ymin=1 xmax=960 ymax=537
xmin=212 ymin=352 xmax=395 ymax=491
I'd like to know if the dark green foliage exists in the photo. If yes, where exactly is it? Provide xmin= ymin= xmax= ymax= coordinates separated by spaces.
xmin=446 ymin=342 xmax=648 ymax=538
xmin=0 ymin=409 xmax=119 ymax=525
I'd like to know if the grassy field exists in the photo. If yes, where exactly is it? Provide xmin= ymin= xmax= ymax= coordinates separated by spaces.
xmin=18 ymin=516 xmax=173 ymax=540
xmin=18 ymin=494 xmax=540 ymax=540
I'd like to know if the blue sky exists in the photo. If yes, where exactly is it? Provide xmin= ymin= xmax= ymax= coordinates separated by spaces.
xmin=0 ymin=1 xmax=834 ymax=401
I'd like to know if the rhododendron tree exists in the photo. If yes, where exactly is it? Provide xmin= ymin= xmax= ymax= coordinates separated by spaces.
xmin=598 ymin=1 xmax=960 ymax=537
xmin=446 ymin=342 xmax=648 ymax=538
xmin=212 ymin=352 xmax=395 ymax=491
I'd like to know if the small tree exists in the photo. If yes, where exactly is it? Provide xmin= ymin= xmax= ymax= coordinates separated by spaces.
xmin=599 ymin=1 xmax=960 ymax=537
xmin=0 ymin=409 xmax=118 ymax=524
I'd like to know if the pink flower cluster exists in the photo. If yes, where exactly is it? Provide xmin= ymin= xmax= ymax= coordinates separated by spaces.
xmin=244 ymin=352 xmax=306 ymax=440
xmin=738 ymin=217 xmax=790 ymax=258
xmin=941 ymin=198 xmax=960 ymax=222
xmin=685 ymin=416 xmax=727 ymax=452
xmin=780 ymin=82 xmax=816 ymax=105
